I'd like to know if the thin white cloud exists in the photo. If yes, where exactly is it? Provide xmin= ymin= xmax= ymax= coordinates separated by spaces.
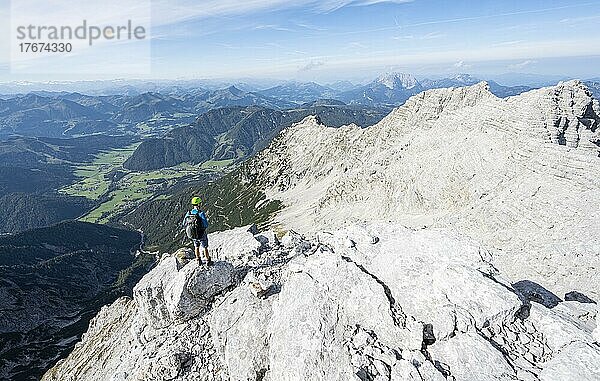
xmin=294 ymin=22 xmax=329 ymax=32
xmin=453 ymin=61 xmax=472 ymax=69
xmin=150 ymin=0 xmax=413 ymax=26
xmin=253 ymin=24 xmax=295 ymax=32
xmin=344 ymin=41 xmax=369 ymax=50
xmin=287 ymin=49 xmax=309 ymax=56
xmin=3 ymin=0 xmax=414 ymax=46
xmin=329 ymin=2 xmax=599 ymax=36
xmin=156 ymin=37 xmax=600 ymax=80
xmin=264 ymin=42 xmax=286 ymax=49
xmin=299 ymin=59 xmax=325 ymax=72
xmin=495 ymin=24 xmax=541 ymax=34
xmin=214 ymin=42 xmax=241 ymax=50
xmin=392 ymin=32 xmax=444 ymax=41
xmin=313 ymin=0 xmax=413 ymax=12
xmin=421 ymin=31 xmax=445 ymax=40
xmin=392 ymin=35 xmax=415 ymax=40
xmin=559 ymin=14 xmax=600 ymax=25
xmin=508 ymin=60 xmax=537 ymax=70
xmin=493 ymin=40 xmax=525 ymax=47
xmin=245 ymin=38 xmax=600 ymax=76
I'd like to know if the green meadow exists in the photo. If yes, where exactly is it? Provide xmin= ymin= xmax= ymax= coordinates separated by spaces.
xmin=60 ymin=145 xmax=235 ymax=224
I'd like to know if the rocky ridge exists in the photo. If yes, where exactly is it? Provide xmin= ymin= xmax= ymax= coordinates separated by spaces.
xmin=43 ymin=224 xmax=599 ymax=380
xmin=244 ymin=80 xmax=600 ymax=301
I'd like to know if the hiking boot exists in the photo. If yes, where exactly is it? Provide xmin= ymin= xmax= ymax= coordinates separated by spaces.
xmin=197 ymin=258 xmax=203 ymax=266
xmin=206 ymin=258 xmax=214 ymax=266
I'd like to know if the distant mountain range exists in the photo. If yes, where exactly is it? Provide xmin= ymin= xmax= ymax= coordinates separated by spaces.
xmin=0 ymin=88 xmax=294 ymax=138
xmin=258 ymin=81 xmax=337 ymax=103
xmin=3 ymin=73 xmax=599 ymax=139
xmin=0 ymin=73 xmax=577 ymax=96
xmin=335 ymin=73 xmax=424 ymax=107
xmin=252 ymin=73 xmax=543 ymax=108
xmin=420 ymin=74 xmax=533 ymax=98
xmin=262 ymin=73 xmax=599 ymax=108
xmin=486 ymin=73 xmax=571 ymax=87
xmin=0 ymin=79 xmax=280 ymax=96
xmin=0 ymin=94 xmax=118 ymax=138
xmin=124 ymin=103 xmax=388 ymax=171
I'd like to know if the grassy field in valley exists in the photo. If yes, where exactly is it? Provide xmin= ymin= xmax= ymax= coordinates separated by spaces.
xmin=60 ymin=147 xmax=235 ymax=224
xmin=60 ymin=144 xmax=140 ymax=200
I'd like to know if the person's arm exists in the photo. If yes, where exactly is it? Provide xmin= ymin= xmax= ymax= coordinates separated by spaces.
xmin=200 ymin=211 xmax=209 ymax=228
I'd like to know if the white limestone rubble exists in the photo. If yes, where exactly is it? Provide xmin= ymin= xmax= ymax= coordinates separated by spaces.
xmin=43 ymin=224 xmax=599 ymax=381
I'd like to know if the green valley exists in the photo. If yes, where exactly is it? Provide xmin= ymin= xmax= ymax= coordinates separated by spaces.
xmin=60 ymin=145 xmax=234 ymax=224
xmin=60 ymin=144 xmax=141 ymax=200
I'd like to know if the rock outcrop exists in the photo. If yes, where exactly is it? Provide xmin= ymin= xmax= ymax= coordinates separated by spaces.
xmin=43 ymin=224 xmax=599 ymax=380
xmin=245 ymin=81 xmax=600 ymax=301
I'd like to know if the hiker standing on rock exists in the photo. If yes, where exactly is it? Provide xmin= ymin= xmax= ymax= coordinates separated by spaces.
xmin=183 ymin=197 xmax=213 ymax=266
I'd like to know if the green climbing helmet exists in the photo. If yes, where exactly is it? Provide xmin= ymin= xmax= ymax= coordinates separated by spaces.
xmin=191 ymin=196 xmax=201 ymax=205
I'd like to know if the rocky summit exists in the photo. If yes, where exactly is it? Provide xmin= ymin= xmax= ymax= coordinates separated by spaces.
xmin=43 ymin=224 xmax=599 ymax=380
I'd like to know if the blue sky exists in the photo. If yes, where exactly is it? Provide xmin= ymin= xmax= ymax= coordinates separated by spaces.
xmin=1 ymin=0 xmax=600 ymax=82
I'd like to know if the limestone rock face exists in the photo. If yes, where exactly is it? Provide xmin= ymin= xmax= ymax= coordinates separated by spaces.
xmin=538 ymin=342 xmax=600 ymax=381
xmin=250 ymin=81 xmax=600 ymax=301
xmin=208 ymin=225 xmax=268 ymax=266
xmin=43 ymin=224 xmax=600 ymax=381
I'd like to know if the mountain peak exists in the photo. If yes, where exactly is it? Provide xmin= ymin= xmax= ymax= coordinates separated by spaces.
xmin=221 ymin=85 xmax=245 ymax=97
xmin=450 ymin=73 xmax=479 ymax=84
xmin=298 ymin=114 xmax=323 ymax=126
xmin=394 ymin=81 xmax=495 ymax=119
xmin=375 ymin=72 xmax=419 ymax=90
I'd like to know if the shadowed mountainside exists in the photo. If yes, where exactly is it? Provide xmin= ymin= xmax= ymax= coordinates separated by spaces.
xmin=0 ymin=221 xmax=146 ymax=381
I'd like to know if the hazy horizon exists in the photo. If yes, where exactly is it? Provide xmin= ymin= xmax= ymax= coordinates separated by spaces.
xmin=1 ymin=0 xmax=600 ymax=83
xmin=0 ymin=71 xmax=596 ymax=92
